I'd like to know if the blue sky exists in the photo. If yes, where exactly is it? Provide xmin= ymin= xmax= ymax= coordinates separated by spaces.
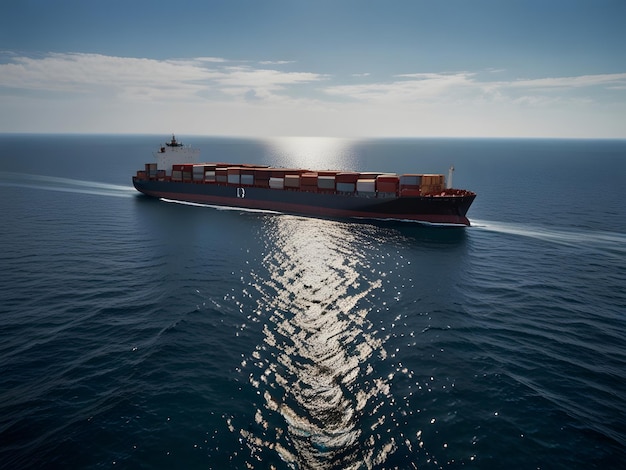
xmin=1 ymin=0 xmax=625 ymax=137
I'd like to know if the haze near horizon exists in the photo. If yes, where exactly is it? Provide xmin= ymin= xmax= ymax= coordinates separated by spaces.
xmin=1 ymin=0 xmax=624 ymax=139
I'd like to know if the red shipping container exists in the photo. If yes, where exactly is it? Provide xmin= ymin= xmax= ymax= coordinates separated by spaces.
xmin=376 ymin=175 xmax=399 ymax=183
xmin=401 ymin=188 xmax=421 ymax=197
xmin=377 ymin=182 xmax=399 ymax=193
xmin=336 ymin=172 xmax=360 ymax=183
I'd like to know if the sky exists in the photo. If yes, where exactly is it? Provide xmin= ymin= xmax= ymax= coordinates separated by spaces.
xmin=1 ymin=0 xmax=625 ymax=138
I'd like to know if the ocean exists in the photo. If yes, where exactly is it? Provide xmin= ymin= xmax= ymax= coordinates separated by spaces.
xmin=0 ymin=135 xmax=625 ymax=469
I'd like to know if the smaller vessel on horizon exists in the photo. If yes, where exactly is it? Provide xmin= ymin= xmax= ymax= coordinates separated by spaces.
xmin=133 ymin=136 xmax=476 ymax=226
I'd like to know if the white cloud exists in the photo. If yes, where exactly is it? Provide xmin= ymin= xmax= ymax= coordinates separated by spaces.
xmin=0 ymin=52 xmax=624 ymax=138
xmin=506 ymin=73 xmax=626 ymax=89
xmin=323 ymin=72 xmax=476 ymax=103
xmin=0 ymin=52 xmax=325 ymax=102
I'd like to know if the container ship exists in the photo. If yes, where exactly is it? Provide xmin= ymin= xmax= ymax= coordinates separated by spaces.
xmin=133 ymin=136 xmax=476 ymax=226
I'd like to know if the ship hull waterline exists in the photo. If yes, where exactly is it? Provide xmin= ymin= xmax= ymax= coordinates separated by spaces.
xmin=133 ymin=178 xmax=475 ymax=226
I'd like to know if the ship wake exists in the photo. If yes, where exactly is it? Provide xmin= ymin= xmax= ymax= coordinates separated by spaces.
xmin=0 ymin=172 xmax=135 ymax=198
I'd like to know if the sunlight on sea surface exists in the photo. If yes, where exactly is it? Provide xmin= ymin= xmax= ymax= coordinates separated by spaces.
xmin=239 ymin=217 xmax=397 ymax=468
xmin=261 ymin=137 xmax=358 ymax=171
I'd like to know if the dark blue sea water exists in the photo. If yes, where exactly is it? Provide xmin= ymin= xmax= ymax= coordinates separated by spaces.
xmin=1 ymin=135 xmax=625 ymax=469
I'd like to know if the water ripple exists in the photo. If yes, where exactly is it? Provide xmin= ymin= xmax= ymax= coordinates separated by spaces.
xmin=237 ymin=217 xmax=397 ymax=468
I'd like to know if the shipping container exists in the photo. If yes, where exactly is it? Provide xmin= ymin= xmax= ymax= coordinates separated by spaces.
xmin=401 ymin=188 xmax=421 ymax=197
xmin=400 ymin=174 xmax=422 ymax=186
xmin=335 ymin=172 xmax=360 ymax=183
xmin=376 ymin=175 xmax=399 ymax=193
xmin=359 ymin=172 xmax=383 ymax=179
xmin=317 ymin=175 xmax=336 ymax=190
xmin=269 ymin=177 xmax=284 ymax=189
xmin=284 ymin=175 xmax=300 ymax=188
xmin=146 ymin=163 xmax=158 ymax=177
xmin=356 ymin=179 xmax=376 ymax=192
xmin=254 ymin=169 xmax=272 ymax=180
xmin=216 ymin=168 xmax=228 ymax=183
xmin=300 ymin=173 xmax=318 ymax=184
xmin=240 ymin=174 xmax=254 ymax=185
xmin=300 ymin=173 xmax=318 ymax=191
xmin=336 ymin=182 xmax=355 ymax=193
xmin=376 ymin=174 xmax=399 ymax=183
xmin=376 ymin=182 xmax=399 ymax=193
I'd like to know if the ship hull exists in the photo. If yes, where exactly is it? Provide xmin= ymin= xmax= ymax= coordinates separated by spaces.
xmin=133 ymin=178 xmax=475 ymax=226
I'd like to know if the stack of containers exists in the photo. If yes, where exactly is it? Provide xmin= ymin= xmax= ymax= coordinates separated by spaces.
xmin=204 ymin=165 xmax=216 ymax=182
xmin=399 ymin=174 xmax=422 ymax=197
xmin=317 ymin=172 xmax=336 ymax=191
xmin=336 ymin=172 xmax=359 ymax=193
xmin=376 ymin=174 xmax=400 ymax=195
xmin=419 ymin=174 xmax=445 ymax=194
xmin=284 ymin=174 xmax=300 ymax=188
xmin=240 ymin=168 xmax=255 ymax=186
xmin=192 ymin=165 xmax=205 ymax=182
xmin=182 ymin=164 xmax=194 ymax=182
xmin=300 ymin=173 xmax=318 ymax=191
xmin=356 ymin=178 xmax=376 ymax=196
xmin=215 ymin=167 xmax=228 ymax=183
xmin=227 ymin=167 xmax=241 ymax=185
xmin=171 ymin=164 xmax=184 ymax=181
xmin=145 ymin=163 xmax=158 ymax=178
xmin=254 ymin=169 xmax=272 ymax=188
xmin=136 ymin=170 xmax=147 ymax=179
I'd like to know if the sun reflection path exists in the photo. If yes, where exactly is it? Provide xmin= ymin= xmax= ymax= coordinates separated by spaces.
xmin=261 ymin=137 xmax=359 ymax=171
xmin=240 ymin=216 xmax=399 ymax=469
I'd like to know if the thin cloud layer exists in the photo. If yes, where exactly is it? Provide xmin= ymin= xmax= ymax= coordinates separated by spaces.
xmin=3 ymin=52 xmax=624 ymax=106
xmin=0 ymin=52 xmax=325 ymax=102
xmin=0 ymin=52 xmax=624 ymax=137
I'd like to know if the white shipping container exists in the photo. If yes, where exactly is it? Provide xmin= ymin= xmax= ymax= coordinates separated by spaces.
xmin=356 ymin=179 xmax=376 ymax=192
xmin=269 ymin=177 xmax=284 ymax=189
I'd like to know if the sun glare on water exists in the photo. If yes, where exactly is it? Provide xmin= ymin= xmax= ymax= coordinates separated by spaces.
xmin=262 ymin=137 xmax=358 ymax=171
